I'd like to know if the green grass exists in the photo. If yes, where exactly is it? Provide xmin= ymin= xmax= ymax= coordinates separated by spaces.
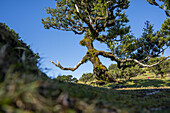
xmin=1 ymin=23 xmax=170 ymax=113
xmin=56 ymin=77 xmax=170 ymax=113
xmin=100 ymin=74 xmax=170 ymax=89
xmin=125 ymin=74 xmax=170 ymax=88
xmin=73 ymin=74 xmax=170 ymax=112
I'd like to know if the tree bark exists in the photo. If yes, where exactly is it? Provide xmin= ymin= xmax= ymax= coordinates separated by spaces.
xmin=83 ymin=33 xmax=115 ymax=82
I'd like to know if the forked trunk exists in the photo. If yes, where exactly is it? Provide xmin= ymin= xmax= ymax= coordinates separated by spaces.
xmin=83 ymin=35 xmax=115 ymax=82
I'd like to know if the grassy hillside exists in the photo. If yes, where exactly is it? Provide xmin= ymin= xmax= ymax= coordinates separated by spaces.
xmin=0 ymin=23 xmax=170 ymax=113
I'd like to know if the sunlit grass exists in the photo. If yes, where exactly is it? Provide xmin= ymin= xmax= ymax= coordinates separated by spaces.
xmin=1 ymin=24 xmax=170 ymax=113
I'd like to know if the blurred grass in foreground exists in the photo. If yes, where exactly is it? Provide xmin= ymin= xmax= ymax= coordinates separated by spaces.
xmin=0 ymin=23 xmax=170 ymax=113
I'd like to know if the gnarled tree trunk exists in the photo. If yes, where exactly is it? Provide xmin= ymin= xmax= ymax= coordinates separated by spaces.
xmin=81 ymin=33 xmax=115 ymax=82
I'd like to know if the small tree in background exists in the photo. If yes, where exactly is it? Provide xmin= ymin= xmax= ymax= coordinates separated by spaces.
xmin=147 ymin=58 xmax=170 ymax=78
xmin=56 ymin=75 xmax=78 ymax=82
xmin=42 ymin=0 xmax=169 ymax=82
xmin=108 ymin=64 xmax=117 ymax=70
xmin=108 ymin=63 xmax=145 ymax=80
xmin=79 ymin=73 xmax=95 ymax=83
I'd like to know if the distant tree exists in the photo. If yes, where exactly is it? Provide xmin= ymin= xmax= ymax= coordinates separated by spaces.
xmin=42 ymin=0 xmax=169 ymax=82
xmin=56 ymin=75 xmax=78 ymax=82
xmin=147 ymin=58 xmax=170 ymax=78
xmin=79 ymin=73 xmax=95 ymax=83
xmin=72 ymin=77 xmax=78 ymax=83
xmin=108 ymin=63 xmax=145 ymax=80
xmin=108 ymin=64 xmax=117 ymax=70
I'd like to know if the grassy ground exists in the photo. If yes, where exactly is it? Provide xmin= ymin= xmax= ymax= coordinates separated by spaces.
xmin=75 ymin=74 xmax=170 ymax=112
xmin=1 ymin=23 xmax=170 ymax=113
xmin=60 ymin=75 xmax=170 ymax=113
xmin=103 ymin=74 xmax=170 ymax=89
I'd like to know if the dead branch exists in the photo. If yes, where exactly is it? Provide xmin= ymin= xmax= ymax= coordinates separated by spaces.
xmin=50 ymin=55 xmax=89 ymax=71
xmin=122 ymin=56 xmax=170 ymax=68
xmin=96 ymin=50 xmax=170 ymax=68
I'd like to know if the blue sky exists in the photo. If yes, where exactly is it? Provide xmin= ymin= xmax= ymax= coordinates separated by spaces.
xmin=0 ymin=0 xmax=169 ymax=79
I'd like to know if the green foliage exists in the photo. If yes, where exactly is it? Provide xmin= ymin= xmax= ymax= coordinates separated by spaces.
xmin=42 ymin=0 xmax=169 ymax=62
xmin=42 ymin=0 xmax=130 ymax=35
xmin=147 ymin=58 xmax=170 ymax=78
xmin=132 ymin=20 xmax=170 ymax=60
xmin=56 ymin=75 xmax=78 ymax=82
xmin=42 ymin=0 xmax=169 ymax=81
xmin=108 ymin=63 xmax=145 ymax=80
xmin=108 ymin=64 xmax=117 ymax=70
xmin=79 ymin=73 xmax=96 ymax=83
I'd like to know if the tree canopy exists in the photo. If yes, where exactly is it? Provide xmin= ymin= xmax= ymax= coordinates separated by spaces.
xmin=147 ymin=58 xmax=170 ymax=78
xmin=79 ymin=73 xmax=96 ymax=83
xmin=42 ymin=0 xmax=170 ymax=82
xmin=56 ymin=75 xmax=78 ymax=82
xmin=108 ymin=63 xmax=145 ymax=80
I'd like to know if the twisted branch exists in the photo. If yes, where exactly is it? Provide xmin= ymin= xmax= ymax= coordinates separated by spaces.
xmin=121 ymin=56 xmax=170 ymax=67
xmin=50 ymin=55 xmax=89 ymax=71
xmin=96 ymin=50 xmax=170 ymax=68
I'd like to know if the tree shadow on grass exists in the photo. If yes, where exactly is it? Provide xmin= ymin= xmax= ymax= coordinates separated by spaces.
xmin=59 ymin=80 xmax=170 ymax=112
xmin=108 ymin=79 xmax=170 ymax=88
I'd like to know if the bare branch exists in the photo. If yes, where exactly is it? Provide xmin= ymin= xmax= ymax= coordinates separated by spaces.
xmin=50 ymin=55 xmax=89 ymax=71
xmin=122 ymin=56 xmax=170 ymax=68
xmin=96 ymin=50 xmax=170 ymax=68
xmin=75 ymin=4 xmax=80 ymax=13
